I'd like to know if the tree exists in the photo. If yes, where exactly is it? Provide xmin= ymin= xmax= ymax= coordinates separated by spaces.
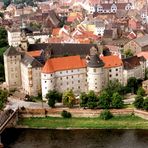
xmin=3 ymin=0 xmax=11 ymax=7
xmin=100 ymin=110 xmax=113 ymax=120
xmin=105 ymin=79 xmax=125 ymax=96
xmin=124 ymin=49 xmax=133 ymax=57
xmin=143 ymin=98 xmax=148 ymax=111
xmin=111 ymin=92 xmax=124 ymax=109
xmin=0 ymin=89 xmax=8 ymax=110
xmin=62 ymin=90 xmax=75 ymax=108
xmin=80 ymin=92 xmax=88 ymax=108
xmin=137 ymin=87 xmax=145 ymax=96
xmin=133 ymin=95 xmax=144 ymax=109
xmin=87 ymin=90 xmax=97 ymax=109
xmin=46 ymin=90 xmax=62 ymax=108
xmin=126 ymin=77 xmax=138 ymax=93
xmin=98 ymin=90 xmax=111 ymax=109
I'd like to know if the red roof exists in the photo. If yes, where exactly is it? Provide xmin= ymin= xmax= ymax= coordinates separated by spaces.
xmin=26 ymin=50 xmax=42 ymax=57
xmin=137 ymin=51 xmax=148 ymax=60
xmin=52 ymin=28 xmax=61 ymax=36
xmin=42 ymin=56 xmax=86 ymax=73
xmin=101 ymin=55 xmax=123 ymax=68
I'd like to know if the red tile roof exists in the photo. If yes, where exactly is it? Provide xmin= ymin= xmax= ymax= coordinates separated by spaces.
xmin=52 ymin=28 xmax=61 ymax=36
xmin=26 ymin=50 xmax=42 ymax=57
xmin=101 ymin=55 xmax=123 ymax=68
xmin=137 ymin=51 xmax=148 ymax=60
xmin=42 ymin=55 xmax=86 ymax=73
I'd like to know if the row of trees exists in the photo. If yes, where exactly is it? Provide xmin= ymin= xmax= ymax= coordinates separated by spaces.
xmin=46 ymin=78 xmax=144 ymax=109
xmin=80 ymin=91 xmax=123 ymax=109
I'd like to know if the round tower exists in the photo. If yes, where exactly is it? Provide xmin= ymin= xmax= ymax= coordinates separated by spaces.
xmin=87 ymin=47 xmax=105 ymax=93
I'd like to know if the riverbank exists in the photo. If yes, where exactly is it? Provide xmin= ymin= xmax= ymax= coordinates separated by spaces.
xmin=17 ymin=115 xmax=148 ymax=129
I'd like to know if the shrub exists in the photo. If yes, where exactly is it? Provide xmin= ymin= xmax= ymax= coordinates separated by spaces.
xmin=133 ymin=95 xmax=144 ymax=109
xmin=61 ymin=110 xmax=72 ymax=118
xmin=143 ymin=98 xmax=148 ymax=111
xmin=100 ymin=110 xmax=113 ymax=120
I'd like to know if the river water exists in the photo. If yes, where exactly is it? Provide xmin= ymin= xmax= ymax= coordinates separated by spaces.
xmin=1 ymin=128 xmax=148 ymax=148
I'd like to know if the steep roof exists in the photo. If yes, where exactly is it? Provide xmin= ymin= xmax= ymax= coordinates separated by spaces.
xmin=122 ymin=56 xmax=140 ymax=70
xmin=26 ymin=50 xmax=42 ymax=57
xmin=21 ymin=53 xmax=43 ymax=68
xmin=87 ymin=54 xmax=104 ymax=68
xmin=101 ymin=55 xmax=123 ymax=68
xmin=134 ymin=34 xmax=148 ymax=47
xmin=4 ymin=46 xmax=21 ymax=56
xmin=42 ymin=55 xmax=86 ymax=73
xmin=28 ymin=43 xmax=97 ymax=57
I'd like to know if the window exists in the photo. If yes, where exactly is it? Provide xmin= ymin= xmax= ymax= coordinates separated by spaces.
xmin=116 ymin=69 xmax=118 ymax=71
xmin=93 ymin=69 xmax=96 ymax=72
xmin=109 ymin=75 xmax=112 ymax=77
xmin=78 ymin=86 xmax=80 ymax=89
xmin=44 ymin=74 xmax=46 ymax=77
xmin=60 ymin=77 xmax=62 ymax=80
xmin=51 ymin=74 xmax=52 ymax=76
xmin=67 ymin=77 xmax=68 ymax=79
xmin=71 ymin=70 xmax=73 ymax=72
xmin=60 ymin=72 xmax=62 ymax=74
xmin=45 ymin=81 xmax=47 ymax=83
xmin=116 ymin=74 xmax=118 ymax=76
xmin=109 ymin=69 xmax=111 ymax=72
xmin=45 ymin=87 xmax=47 ymax=89
xmin=78 ymin=80 xmax=80 ymax=83
xmin=71 ymin=76 xmax=73 ymax=78
xmin=51 ymin=80 xmax=52 ymax=83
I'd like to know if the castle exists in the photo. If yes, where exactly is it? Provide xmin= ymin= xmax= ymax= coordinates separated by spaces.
xmin=3 ymin=33 xmax=145 ymax=99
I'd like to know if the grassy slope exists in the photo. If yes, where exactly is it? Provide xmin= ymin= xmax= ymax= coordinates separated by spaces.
xmin=17 ymin=115 xmax=148 ymax=129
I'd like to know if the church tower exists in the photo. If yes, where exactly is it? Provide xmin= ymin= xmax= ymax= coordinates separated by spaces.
xmin=4 ymin=46 xmax=22 ymax=90
xmin=87 ymin=46 xmax=105 ymax=93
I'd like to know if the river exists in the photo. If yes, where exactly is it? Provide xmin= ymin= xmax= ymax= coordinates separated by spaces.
xmin=1 ymin=128 xmax=148 ymax=148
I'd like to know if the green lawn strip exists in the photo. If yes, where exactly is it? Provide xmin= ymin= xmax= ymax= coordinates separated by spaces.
xmin=17 ymin=116 xmax=148 ymax=129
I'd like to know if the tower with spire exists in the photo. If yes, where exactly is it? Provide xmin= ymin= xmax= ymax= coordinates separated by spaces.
xmin=87 ymin=46 xmax=105 ymax=93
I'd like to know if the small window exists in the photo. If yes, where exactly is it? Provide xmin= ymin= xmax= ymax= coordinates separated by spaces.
xmin=60 ymin=72 xmax=62 ymax=74
xmin=116 ymin=74 xmax=118 ymax=76
xmin=67 ymin=77 xmax=68 ymax=79
xmin=71 ymin=70 xmax=73 ymax=72
xmin=78 ymin=80 xmax=80 ymax=83
xmin=45 ymin=81 xmax=47 ymax=83
xmin=51 ymin=74 xmax=52 ymax=76
xmin=78 ymin=86 xmax=80 ymax=89
xmin=60 ymin=77 xmax=62 ymax=80
xmin=116 ymin=69 xmax=118 ymax=71
xmin=45 ymin=87 xmax=47 ymax=89
xmin=93 ymin=69 xmax=96 ymax=72
xmin=109 ymin=75 xmax=112 ymax=77
xmin=109 ymin=69 xmax=111 ymax=72
xmin=72 ymin=76 xmax=73 ymax=78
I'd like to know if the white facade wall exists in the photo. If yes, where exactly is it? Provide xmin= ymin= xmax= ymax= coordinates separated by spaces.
xmin=108 ymin=66 xmax=123 ymax=84
xmin=87 ymin=67 xmax=105 ymax=92
xmin=7 ymin=31 xmax=21 ymax=47
xmin=21 ymin=63 xmax=42 ymax=96
xmin=123 ymin=65 xmax=143 ymax=85
xmin=4 ymin=55 xmax=21 ymax=89
xmin=27 ymin=34 xmax=49 ymax=44
xmin=94 ymin=27 xmax=105 ymax=36
xmin=42 ymin=68 xmax=87 ymax=99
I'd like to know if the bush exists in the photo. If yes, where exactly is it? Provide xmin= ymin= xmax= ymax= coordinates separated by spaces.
xmin=100 ymin=110 xmax=113 ymax=120
xmin=143 ymin=98 xmax=148 ymax=111
xmin=133 ymin=95 xmax=144 ymax=109
xmin=61 ymin=110 xmax=72 ymax=118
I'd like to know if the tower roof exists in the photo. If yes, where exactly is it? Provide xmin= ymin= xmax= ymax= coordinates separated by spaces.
xmin=4 ymin=46 xmax=21 ymax=56
xmin=87 ymin=54 xmax=104 ymax=68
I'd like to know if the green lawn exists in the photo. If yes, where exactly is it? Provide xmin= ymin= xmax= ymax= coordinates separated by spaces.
xmin=17 ymin=115 xmax=148 ymax=129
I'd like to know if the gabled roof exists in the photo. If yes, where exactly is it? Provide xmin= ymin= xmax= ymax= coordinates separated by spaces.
xmin=21 ymin=53 xmax=43 ymax=68
xmin=28 ymin=43 xmax=97 ymax=57
xmin=101 ymin=55 xmax=122 ymax=68
xmin=4 ymin=46 xmax=21 ymax=56
xmin=122 ymin=56 xmax=140 ymax=70
xmin=133 ymin=34 xmax=148 ymax=47
xmin=42 ymin=55 xmax=86 ymax=73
